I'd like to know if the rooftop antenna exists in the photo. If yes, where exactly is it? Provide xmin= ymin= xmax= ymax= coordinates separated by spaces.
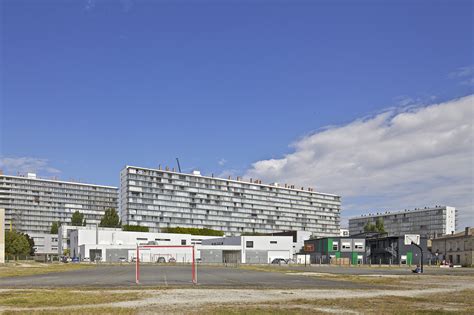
xmin=176 ymin=158 xmax=182 ymax=173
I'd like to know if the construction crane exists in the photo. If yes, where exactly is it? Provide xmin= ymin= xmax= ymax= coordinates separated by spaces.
xmin=176 ymin=158 xmax=182 ymax=173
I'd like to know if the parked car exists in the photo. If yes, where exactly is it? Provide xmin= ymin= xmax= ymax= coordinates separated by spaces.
xmin=131 ymin=257 xmax=137 ymax=262
xmin=271 ymin=258 xmax=287 ymax=265
xmin=196 ymin=258 xmax=203 ymax=263
xmin=168 ymin=257 xmax=176 ymax=263
xmin=94 ymin=256 xmax=102 ymax=262
xmin=285 ymin=258 xmax=296 ymax=264
xmin=118 ymin=257 xmax=128 ymax=263
xmin=71 ymin=257 xmax=80 ymax=263
xmin=82 ymin=257 xmax=90 ymax=262
xmin=156 ymin=257 xmax=166 ymax=263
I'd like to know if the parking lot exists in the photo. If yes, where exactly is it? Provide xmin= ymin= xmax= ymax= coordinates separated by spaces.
xmin=2 ymin=263 xmax=472 ymax=289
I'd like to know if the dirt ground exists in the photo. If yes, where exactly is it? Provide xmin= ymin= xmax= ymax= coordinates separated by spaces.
xmin=1 ymin=269 xmax=473 ymax=314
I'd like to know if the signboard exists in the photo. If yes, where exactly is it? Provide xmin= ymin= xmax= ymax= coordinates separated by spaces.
xmin=304 ymin=244 xmax=314 ymax=252
xmin=404 ymin=234 xmax=420 ymax=245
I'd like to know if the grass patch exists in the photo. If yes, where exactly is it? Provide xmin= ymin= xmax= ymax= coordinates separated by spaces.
xmin=0 ymin=290 xmax=143 ymax=308
xmin=0 ymin=263 xmax=96 ymax=278
xmin=2 ymin=307 xmax=137 ymax=315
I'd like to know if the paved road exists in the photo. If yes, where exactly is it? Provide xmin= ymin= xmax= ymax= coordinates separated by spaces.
xmin=0 ymin=265 xmax=374 ymax=289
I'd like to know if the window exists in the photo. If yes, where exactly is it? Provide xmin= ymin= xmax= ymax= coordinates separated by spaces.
xmin=270 ymin=241 xmax=277 ymax=244
xmin=181 ymin=239 xmax=187 ymax=245
xmin=332 ymin=243 xmax=338 ymax=251
xmin=354 ymin=242 xmax=364 ymax=250
xmin=341 ymin=242 xmax=351 ymax=249
xmin=246 ymin=241 xmax=254 ymax=248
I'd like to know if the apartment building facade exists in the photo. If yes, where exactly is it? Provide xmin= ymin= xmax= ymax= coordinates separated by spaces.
xmin=0 ymin=173 xmax=118 ymax=234
xmin=431 ymin=227 xmax=473 ymax=267
xmin=120 ymin=166 xmax=341 ymax=237
xmin=349 ymin=206 xmax=456 ymax=238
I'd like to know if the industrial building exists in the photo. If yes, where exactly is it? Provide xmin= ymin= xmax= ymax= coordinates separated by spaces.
xmin=120 ymin=166 xmax=341 ymax=237
xmin=67 ymin=227 xmax=216 ymax=262
xmin=200 ymin=236 xmax=293 ymax=264
xmin=0 ymin=173 xmax=118 ymax=234
xmin=430 ymin=227 xmax=473 ymax=267
xmin=348 ymin=206 xmax=456 ymax=238
xmin=361 ymin=232 xmax=433 ymax=265
xmin=304 ymin=236 xmax=366 ymax=265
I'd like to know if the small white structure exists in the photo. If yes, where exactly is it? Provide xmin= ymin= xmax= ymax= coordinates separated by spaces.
xmin=200 ymin=236 xmax=293 ymax=264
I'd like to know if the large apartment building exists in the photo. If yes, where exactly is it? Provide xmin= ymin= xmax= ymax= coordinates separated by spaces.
xmin=0 ymin=173 xmax=118 ymax=234
xmin=120 ymin=166 xmax=341 ymax=237
xmin=348 ymin=206 xmax=456 ymax=238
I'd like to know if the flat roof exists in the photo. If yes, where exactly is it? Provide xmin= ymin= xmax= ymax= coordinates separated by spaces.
xmin=0 ymin=174 xmax=118 ymax=190
xmin=124 ymin=165 xmax=340 ymax=197
xmin=348 ymin=206 xmax=453 ymax=220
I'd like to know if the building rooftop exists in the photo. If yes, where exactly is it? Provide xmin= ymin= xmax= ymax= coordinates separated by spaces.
xmin=125 ymin=165 xmax=340 ymax=197
xmin=349 ymin=206 xmax=453 ymax=220
xmin=0 ymin=173 xmax=117 ymax=189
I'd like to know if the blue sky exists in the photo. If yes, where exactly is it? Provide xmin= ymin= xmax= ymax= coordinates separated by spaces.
xmin=1 ymin=1 xmax=473 ymax=227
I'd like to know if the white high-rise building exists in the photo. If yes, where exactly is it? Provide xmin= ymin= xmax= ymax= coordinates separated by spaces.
xmin=348 ymin=206 xmax=457 ymax=238
xmin=120 ymin=165 xmax=341 ymax=237
xmin=0 ymin=173 xmax=118 ymax=234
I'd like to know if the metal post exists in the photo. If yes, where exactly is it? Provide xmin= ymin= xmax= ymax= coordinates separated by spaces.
xmin=412 ymin=242 xmax=424 ymax=273
xmin=136 ymin=245 xmax=140 ymax=284
xmin=192 ymin=245 xmax=197 ymax=284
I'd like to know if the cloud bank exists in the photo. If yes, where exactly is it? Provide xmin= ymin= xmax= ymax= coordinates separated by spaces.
xmin=0 ymin=157 xmax=61 ymax=175
xmin=245 ymin=95 xmax=474 ymax=228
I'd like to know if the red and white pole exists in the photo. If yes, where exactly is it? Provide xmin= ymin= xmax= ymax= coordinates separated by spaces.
xmin=192 ymin=245 xmax=197 ymax=284
xmin=136 ymin=245 xmax=140 ymax=284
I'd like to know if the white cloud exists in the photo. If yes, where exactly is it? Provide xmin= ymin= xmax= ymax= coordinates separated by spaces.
xmin=449 ymin=65 xmax=474 ymax=86
xmin=245 ymin=95 xmax=474 ymax=229
xmin=0 ymin=157 xmax=61 ymax=175
xmin=218 ymin=158 xmax=227 ymax=166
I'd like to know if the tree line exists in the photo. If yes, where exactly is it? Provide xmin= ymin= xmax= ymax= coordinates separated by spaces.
xmin=49 ymin=208 xmax=223 ymax=236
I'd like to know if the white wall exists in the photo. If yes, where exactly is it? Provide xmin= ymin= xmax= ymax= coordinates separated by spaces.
xmin=69 ymin=228 xmax=217 ymax=258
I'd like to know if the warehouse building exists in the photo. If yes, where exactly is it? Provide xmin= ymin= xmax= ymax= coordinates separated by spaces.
xmin=200 ymin=236 xmax=293 ymax=264
xmin=120 ymin=166 xmax=341 ymax=237
xmin=349 ymin=206 xmax=456 ymax=238
xmin=361 ymin=232 xmax=433 ymax=265
xmin=68 ymin=227 xmax=216 ymax=262
xmin=0 ymin=173 xmax=118 ymax=234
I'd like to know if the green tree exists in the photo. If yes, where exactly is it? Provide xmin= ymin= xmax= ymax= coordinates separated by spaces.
xmin=23 ymin=233 xmax=36 ymax=256
xmin=99 ymin=208 xmax=121 ymax=228
xmin=50 ymin=221 xmax=61 ymax=234
xmin=375 ymin=218 xmax=386 ymax=233
xmin=5 ymin=230 xmax=30 ymax=258
xmin=71 ymin=211 xmax=85 ymax=226
xmin=364 ymin=219 xmax=385 ymax=233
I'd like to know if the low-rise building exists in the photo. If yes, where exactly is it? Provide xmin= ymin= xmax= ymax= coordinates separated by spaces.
xmin=29 ymin=233 xmax=58 ymax=256
xmin=68 ymin=227 xmax=216 ymax=262
xmin=362 ymin=233 xmax=433 ymax=265
xmin=200 ymin=236 xmax=293 ymax=264
xmin=304 ymin=236 xmax=366 ymax=265
xmin=430 ymin=227 xmax=473 ymax=267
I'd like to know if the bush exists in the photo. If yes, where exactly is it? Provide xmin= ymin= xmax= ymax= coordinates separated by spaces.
xmin=161 ymin=227 xmax=224 ymax=236
xmin=122 ymin=225 xmax=149 ymax=232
